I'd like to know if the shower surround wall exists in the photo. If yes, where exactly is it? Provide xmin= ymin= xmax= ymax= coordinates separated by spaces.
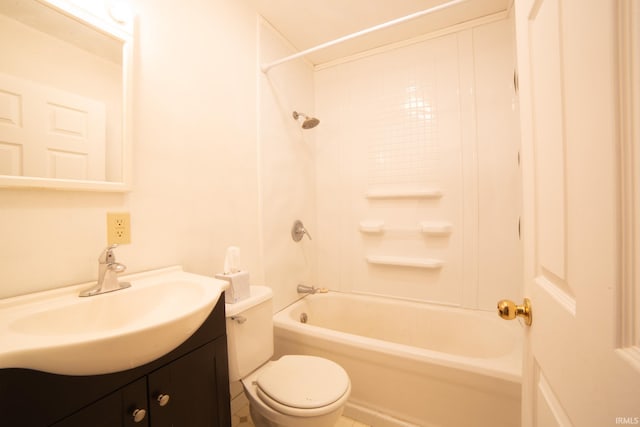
xmin=258 ymin=18 xmax=317 ymax=313
xmin=315 ymin=17 xmax=521 ymax=310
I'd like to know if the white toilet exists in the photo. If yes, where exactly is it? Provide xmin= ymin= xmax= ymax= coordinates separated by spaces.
xmin=225 ymin=286 xmax=351 ymax=427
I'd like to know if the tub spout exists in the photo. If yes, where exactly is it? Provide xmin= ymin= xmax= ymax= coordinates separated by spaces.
xmin=297 ymin=284 xmax=328 ymax=294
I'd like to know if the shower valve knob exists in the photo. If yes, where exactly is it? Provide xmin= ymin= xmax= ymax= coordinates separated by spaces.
xmin=291 ymin=220 xmax=312 ymax=242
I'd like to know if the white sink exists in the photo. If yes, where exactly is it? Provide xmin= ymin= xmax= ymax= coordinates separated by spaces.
xmin=0 ymin=266 xmax=229 ymax=375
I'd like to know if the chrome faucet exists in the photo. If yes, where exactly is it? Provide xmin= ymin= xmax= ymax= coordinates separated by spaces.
xmin=297 ymin=284 xmax=328 ymax=294
xmin=79 ymin=245 xmax=131 ymax=297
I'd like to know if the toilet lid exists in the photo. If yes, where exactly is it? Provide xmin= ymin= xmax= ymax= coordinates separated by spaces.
xmin=256 ymin=355 xmax=350 ymax=411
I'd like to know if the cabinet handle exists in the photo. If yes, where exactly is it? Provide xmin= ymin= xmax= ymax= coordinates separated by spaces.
xmin=156 ymin=393 xmax=170 ymax=407
xmin=132 ymin=408 xmax=146 ymax=423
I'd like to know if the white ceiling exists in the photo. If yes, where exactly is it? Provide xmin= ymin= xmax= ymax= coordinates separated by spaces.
xmin=256 ymin=0 xmax=511 ymax=66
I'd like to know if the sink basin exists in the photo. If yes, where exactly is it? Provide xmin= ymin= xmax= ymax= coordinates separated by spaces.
xmin=0 ymin=266 xmax=229 ymax=375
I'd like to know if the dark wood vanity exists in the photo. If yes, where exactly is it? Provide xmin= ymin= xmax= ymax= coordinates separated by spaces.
xmin=0 ymin=297 xmax=231 ymax=427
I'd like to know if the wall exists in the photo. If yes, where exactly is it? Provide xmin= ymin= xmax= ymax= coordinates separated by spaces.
xmin=0 ymin=1 xmax=521 ymax=315
xmin=258 ymin=18 xmax=317 ymax=313
xmin=314 ymin=17 xmax=521 ymax=311
xmin=0 ymin=0 xmax=262 ymax=299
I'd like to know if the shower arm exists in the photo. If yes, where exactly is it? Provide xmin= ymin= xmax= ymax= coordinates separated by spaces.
xmin=260 ymin=0 xmax=469 ymax=73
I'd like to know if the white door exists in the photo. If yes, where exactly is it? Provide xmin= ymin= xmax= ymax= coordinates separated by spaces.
xmin=0 ymin=72 xmax=106 ymax=180
xmin=513 ymin=0 xmax=640 ymax=426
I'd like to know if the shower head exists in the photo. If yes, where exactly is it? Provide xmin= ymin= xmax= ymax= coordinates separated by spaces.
xmin=292 ymin=111 xmax=320 ymax=129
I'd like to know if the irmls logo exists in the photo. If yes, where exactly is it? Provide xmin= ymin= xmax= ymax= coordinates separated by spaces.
xmin=616 ymin=417 xmax=640 ymax=425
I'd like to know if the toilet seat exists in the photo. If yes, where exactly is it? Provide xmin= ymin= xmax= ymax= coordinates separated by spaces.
xmin=254 ymin=355 xmax=351 ymax=417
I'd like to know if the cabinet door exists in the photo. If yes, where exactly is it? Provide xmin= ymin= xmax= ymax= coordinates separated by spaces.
xmin=52 ymin=377 xmax=149 ymax=427
xmin=147 ymin=340 xmax=230 ymax=427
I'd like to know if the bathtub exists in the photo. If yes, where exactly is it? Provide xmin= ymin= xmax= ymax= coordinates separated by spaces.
xmin=273 ymin=292 xmax=522 ymax=427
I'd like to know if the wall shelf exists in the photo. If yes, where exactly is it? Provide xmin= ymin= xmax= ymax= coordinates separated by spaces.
xmin=420 ymin=221 xmax=453 ymax=235
xmin=359 ymin=220 xmax=386 ymax=233
xmin=365 ymin=188 xmax=443 ymax=199
xmin=366 ymin=256 xmax=444 ymax=269
xmin=359 ymin=220 xmax=453 ymax=235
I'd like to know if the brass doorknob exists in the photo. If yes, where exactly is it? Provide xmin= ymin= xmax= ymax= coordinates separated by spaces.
xmin=497 ymin=298 xmax=532 ymax=326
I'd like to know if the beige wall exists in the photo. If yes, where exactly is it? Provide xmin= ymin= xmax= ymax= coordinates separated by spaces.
xmin=0 ymin=0 xmax=262 ymax=299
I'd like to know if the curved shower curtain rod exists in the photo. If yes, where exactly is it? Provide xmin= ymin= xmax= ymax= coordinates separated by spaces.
xmin=260 ymin=0 xmax=469 ymax=73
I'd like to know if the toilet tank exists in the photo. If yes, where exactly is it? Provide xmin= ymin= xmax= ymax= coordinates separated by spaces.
xmin=225 ymin=285 xmax=274 ymax=382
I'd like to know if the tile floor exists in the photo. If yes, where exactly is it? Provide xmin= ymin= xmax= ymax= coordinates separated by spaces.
xmin=231 ymin=396 xmax=370 ymax=427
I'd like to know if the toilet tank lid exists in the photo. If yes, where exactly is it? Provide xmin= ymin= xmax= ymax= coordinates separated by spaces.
xmin=225 ymin=285 xmax=272 ymax=317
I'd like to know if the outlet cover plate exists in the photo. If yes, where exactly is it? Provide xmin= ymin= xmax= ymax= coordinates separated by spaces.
xmin=107 ymin=212 xmax=131 ymax=245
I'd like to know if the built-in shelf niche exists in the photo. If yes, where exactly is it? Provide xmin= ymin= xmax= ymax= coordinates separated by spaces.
xmin=359 ymin=220 xmax=453 ymax=235
xmin=366 ymin=255 xmax=444 ymax=269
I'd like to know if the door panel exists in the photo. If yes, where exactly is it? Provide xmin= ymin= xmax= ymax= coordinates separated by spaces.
xmin=528 ymin=0 xmax=568 ymax=285
xmin=0 ymin=72 xmax=105 ymax=180
xmin=534 ymin=368 xmax=571 ymax=427
xmin=515 ymin=0 xmax=640 ymax=425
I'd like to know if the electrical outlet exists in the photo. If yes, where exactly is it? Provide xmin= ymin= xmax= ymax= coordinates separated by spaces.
xmin=107 ymin=212 xmax=131 ymax=245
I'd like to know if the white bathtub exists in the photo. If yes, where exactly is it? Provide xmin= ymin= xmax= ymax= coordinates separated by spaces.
xmin=273 ymin=292 xmax=522 ymax=427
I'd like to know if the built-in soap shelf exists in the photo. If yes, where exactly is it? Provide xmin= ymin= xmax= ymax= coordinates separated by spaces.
xmin=359 ymin=220 xmax=453 ymax=236
xmin=366 ymin=256 xmax=444 ymax=269
xmin=365 ymin=188 xmax=443 ymax=199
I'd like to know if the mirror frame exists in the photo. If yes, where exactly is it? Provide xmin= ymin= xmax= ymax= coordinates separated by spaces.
xmin=0 ymin=0 xmax=133 ymax=192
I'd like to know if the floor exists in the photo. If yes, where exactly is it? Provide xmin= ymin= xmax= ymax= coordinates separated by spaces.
xmin=232 ymin=395 xmax=370 ymax=427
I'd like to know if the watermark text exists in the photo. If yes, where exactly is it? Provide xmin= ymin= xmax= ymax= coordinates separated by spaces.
xmin=616 ymin=417 xmax=640 ymax=425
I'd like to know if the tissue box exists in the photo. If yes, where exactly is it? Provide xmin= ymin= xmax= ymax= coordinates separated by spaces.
xmin=215 ymin=271 xmax=250 ymax=303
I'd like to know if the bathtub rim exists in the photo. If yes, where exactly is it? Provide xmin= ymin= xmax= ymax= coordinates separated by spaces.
xmin=273 ymin=291 xmax=523 ymax=384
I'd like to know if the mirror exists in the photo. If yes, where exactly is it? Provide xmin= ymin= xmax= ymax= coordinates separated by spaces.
xmin=0 ymin=0 xmax=132 ymax=191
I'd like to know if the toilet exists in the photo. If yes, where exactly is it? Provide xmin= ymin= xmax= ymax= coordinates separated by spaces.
xmin=225 ymin=285 xmax=351 ymax=427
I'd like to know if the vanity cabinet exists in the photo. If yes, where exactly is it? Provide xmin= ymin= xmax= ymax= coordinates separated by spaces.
xmin=52 ymin=377 xmax=149 ymax=427
xmin=147 ymin=340 xmax=223 ymax=427
xmin=0 ymin=297 xmax=231 ymax=427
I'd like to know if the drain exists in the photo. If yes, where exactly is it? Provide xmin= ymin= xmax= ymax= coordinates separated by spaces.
xmin=300 ymin=312 xmax=308 ymax=323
